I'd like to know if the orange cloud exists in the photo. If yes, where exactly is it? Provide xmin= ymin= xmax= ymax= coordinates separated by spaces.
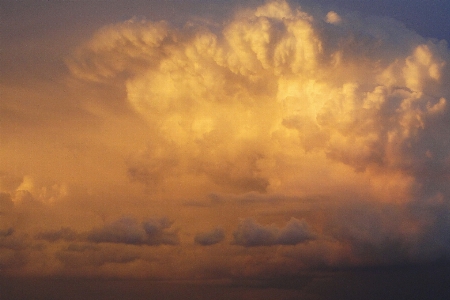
xmin=1 ymin=0 xmax=450 ymax=282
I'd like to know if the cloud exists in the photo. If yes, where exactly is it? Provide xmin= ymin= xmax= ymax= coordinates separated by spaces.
xmin=233 ymin=218 xmax=315 ymax=247
xmin=56 ymin=243 xmax=140 ymax=268
xmin=142 ymin=217 xmax=180 ymax=245
xmin=325 ymin=11 xmax=341 ymax=24
xmin=322 ymin=202 xmax=415 ymax=264
xmin=0 ymin=192 xmax=14 ymax=214
xmin=0 ymin=231 xmax=31 ymax=252
xmin=194 ymin=227 xmax=225 ymax=245
xmin=0 ymin=227 xmax=14 ymax=238
xmin=68 ymin=0 xmax=449 ymax=195
xmin=66 ymin=19 xmax=173 ymax=83
xmin=87 ymin=216 xmax=179 ymax=246
xmin=0 ymin=0 xmax=448 ymax=279
xmin=0 ymin=173 xmax=22 ymax=192
xmin=65 ymin=0 xmax=450 ymax=264
xmin=35 ymin=227 xmax=78 ymax=242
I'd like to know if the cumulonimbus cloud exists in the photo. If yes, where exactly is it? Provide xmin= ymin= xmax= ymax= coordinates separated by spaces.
xmin=66 ymin=0 xmax=450 ymax=267
xmin=68 ymin=0 xmax=449 ymax=193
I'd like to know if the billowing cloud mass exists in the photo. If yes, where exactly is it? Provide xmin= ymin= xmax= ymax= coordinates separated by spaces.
xmin=2 ymin=0 xmax=450 ymax=284
xmin=68 ymin=0 xmax=450 ymax=195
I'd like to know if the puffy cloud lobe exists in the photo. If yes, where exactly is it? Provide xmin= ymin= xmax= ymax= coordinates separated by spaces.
xmin=233 ymin=218 xmax=315 ymax=247
xmin=194 ymin=227 xmax=225 ymax=246
xmin=67 ymin=19 xmax=173 ymax=82
xmin=87 ymin=217 xmax=146 ymax=244
xmin=142 ymin=218 xmax=179 ymax=245
xmin=87 ymin=216 xmax=179 ymax=246
xmin=1 ymin=174 xmax=68 ymax=207
xmin=325 ymin=11 xmax=341 ymax=24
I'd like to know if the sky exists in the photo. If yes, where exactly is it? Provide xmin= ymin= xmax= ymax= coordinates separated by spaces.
xmin=1 ymin=0 xmax=450 ymax=299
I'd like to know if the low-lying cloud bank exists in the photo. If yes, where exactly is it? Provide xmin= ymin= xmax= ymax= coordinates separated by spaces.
xmin=233 ymin=218 xmax=315 ymax=246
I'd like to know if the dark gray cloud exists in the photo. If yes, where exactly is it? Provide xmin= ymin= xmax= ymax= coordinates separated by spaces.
xmin=87 ymin=216 xmax=179 ymax=246
xmin=87 ymin=217 xmax=145 ymax=245
xmin=142 ymin=217 xmax=180 ymax=245
xmin=35 ymin=227 xmax=78 ymax=242
xmin=233 ymin=218 xmax=315 ymax=247
xmin=194 ymin=227 xmax=225 ymax=245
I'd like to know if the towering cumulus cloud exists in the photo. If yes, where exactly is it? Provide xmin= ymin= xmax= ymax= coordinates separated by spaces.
xmin=3 ymin=0 xmax=449 ymax=280
xmin=67 ymin=0 xmax=450 ymax=266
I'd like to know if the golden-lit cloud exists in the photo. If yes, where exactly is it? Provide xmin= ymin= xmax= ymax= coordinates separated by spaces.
xmin=2 ymin=0 xmax=450 ymax=281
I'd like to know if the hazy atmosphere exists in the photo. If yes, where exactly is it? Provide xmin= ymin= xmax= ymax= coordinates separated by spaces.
xmin=1 ymin=0 xmax=450 ymax=299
